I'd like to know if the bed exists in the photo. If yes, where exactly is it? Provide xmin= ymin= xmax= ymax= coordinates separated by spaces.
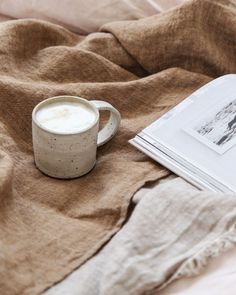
xmin=0 ymin=1 xmax=235 ymax=294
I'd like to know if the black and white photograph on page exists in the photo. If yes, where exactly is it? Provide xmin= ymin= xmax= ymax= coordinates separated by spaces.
xmin=183 ymin=98 xmax=236 ymax=155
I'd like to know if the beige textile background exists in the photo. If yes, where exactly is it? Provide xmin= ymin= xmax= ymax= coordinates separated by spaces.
xmin=0 ymin=0 xmax=235 ymax=294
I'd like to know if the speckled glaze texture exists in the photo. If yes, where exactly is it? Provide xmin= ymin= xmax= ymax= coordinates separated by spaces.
xmin=32 ymin=96 xmax=121 ymax=179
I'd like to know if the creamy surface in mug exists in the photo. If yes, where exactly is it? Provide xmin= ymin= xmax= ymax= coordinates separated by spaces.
xmin=36 ymin=101 xmax=97 ymax=133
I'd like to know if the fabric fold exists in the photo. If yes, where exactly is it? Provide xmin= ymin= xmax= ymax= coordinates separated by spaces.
xmin=46 ymin=178 xmax=236 ymax=295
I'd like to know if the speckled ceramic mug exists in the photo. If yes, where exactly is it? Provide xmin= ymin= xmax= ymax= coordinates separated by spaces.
xmin=32 ymin=96 xmax=121 ymax=179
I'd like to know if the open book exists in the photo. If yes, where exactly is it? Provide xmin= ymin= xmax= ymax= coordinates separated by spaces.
xmin=129 ymin=74 xmax=236 ymax=192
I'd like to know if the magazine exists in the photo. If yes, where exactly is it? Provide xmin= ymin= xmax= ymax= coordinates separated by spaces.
xmin=129 ymin=74 xmax=236 ymax=192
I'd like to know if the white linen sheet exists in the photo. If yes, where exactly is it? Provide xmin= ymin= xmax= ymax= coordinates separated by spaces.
xmin=0 ymin=0 xmax=183 ymax=33
xmin=45 ymin=178 xmax=236 ymax=295
xmin=161 ymin=247 xmax=236 ymax=295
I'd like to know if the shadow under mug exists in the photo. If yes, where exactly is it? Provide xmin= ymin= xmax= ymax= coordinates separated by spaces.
xmin=32 ymin=95 xmax=121 ymax=179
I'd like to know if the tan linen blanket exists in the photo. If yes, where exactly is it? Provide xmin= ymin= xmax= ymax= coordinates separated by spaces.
xmin=0 ymin=0 xmax=235 ymax=294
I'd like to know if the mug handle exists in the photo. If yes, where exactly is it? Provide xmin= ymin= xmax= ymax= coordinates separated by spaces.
xmin=91 ymin=100 xmax=121 ymax=147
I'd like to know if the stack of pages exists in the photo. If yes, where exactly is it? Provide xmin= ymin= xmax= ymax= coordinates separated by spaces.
xmin=130 ymin=74 xmax=236 ymax=192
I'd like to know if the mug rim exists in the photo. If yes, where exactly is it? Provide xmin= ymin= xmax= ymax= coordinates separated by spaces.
xmin=32 ymin=95 xmax=99 ymax=135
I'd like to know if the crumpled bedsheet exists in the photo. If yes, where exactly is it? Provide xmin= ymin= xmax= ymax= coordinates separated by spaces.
xmin=0 ymin=0 xmax=183 ymax=33
xmin=46 ymin=177 xmax=236 ymax=295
